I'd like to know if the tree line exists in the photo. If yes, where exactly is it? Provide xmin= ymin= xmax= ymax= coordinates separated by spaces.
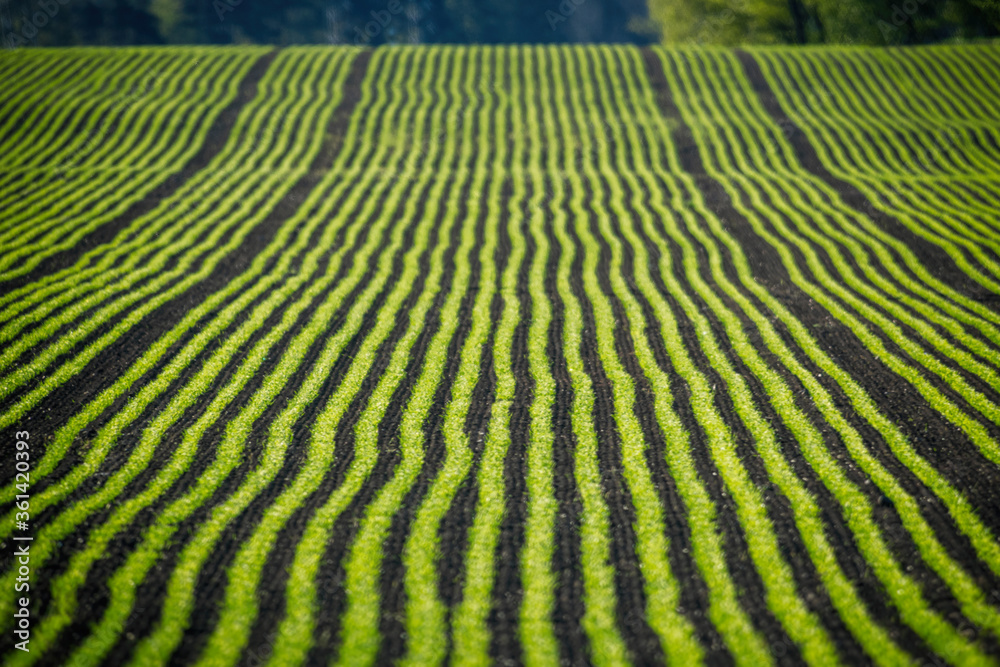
xmin=649 ymin=0 xmax=998 ymax=44
xmin=0 ymin=0 xmax=996 ymax=50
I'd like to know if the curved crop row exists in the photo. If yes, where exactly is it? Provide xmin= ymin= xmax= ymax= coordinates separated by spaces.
xmin=752 ymin=46 xmax=1000 ymax=298
xmin=511 ymin=45 xmax=562 ymax=667
xmin=667 ymin=49 xmax=1000 ymax=466
xmin=0 ymin=49 xmax=265 ymax=279
xmin=449 ymin=46 xmax=525 ymax=667
xmin=0 ymin=48 xmax=339 ymax=461
xmin=4 ymin=43 xmax=1000 ymax=667
xmin=333 ymin=46 xmax=492 ymax=667
xmin=0 ymin=49 xmax=363 ymax=645
xmin=653 ymin=45 xmax=1000 ymax=661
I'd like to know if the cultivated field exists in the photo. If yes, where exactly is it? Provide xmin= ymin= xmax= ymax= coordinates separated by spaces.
xmin=1 ymin=43 xmax=1000 ymax=666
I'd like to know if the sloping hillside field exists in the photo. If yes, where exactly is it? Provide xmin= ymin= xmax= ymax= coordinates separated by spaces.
xmin=2 ymin=43 xmax=1000 ymax=666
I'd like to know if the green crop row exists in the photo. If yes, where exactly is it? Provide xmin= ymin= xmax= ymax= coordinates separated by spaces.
xmin=400 ymin=46 xmax=502 ymax=667
xmin=534 ymin=46 xmax=634 ymax=667
xmin=655 ymin=44 xmax=999 ymax=662
xmin=3 ymin=43 xmax=1000 ymax=667
xmin=0 ymin=49 xmax=362 ymax=656
xmin=450 ymin=46 xmax=523 ymax=667
xmin=334 ymin=46 xmax=490 ymax=667
xmin=688 ymin=49 xmax=1000 ymax=465
xmin=267 ymin=48 xmax=465 ymax=665
xmin=0 ymin=50 xmax=354 ymax=526
xmin=514 ymin=46 xmax=562 ymax=667
xmin=0 ymin=49 xmax=327 ymax=428
xmin=0 ymin=52 xmax=252 ymax=350
xmin=753 ymin=46 xmax=1000 ymax=298
xmin=0 ymin=49 xmax=264 ymax=281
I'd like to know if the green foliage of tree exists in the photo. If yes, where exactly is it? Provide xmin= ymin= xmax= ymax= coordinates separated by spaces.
xmin=648 ymin=0 xmax=998 ymax=44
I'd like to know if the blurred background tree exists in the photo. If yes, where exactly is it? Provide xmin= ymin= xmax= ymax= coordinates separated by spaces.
xmin=0 ymin=0 xmax=656 ymax=45
xmin=0 ymin=0 xmax=995 ymax=47
xmin=648 ymin=0 xmax=998 ymax=44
